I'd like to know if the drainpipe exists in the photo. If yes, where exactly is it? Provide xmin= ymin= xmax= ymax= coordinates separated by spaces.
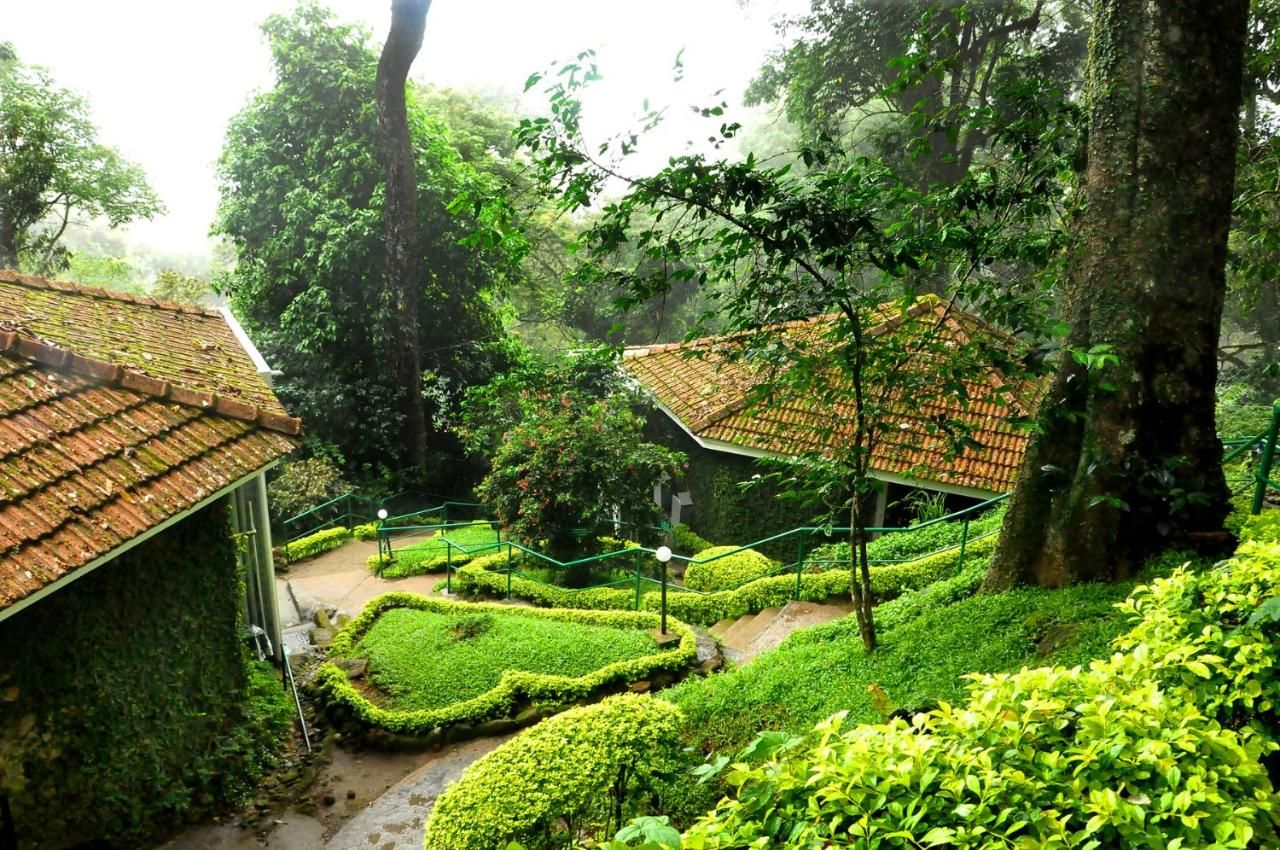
xmin=250 ymin=473 xmax=285 ymax=662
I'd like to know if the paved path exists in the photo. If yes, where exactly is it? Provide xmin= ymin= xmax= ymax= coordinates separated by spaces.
xmin=276 ymin=539 xmax=443 ymax=626
xmin=325 ymin=736 xmax=509 ymax=850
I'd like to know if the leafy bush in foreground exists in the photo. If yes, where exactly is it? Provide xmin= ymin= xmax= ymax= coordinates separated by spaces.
xmin=424 ymin=695 xmax=684 ymax=850
xmin=682 ymin=546 xmax=777 ymax=592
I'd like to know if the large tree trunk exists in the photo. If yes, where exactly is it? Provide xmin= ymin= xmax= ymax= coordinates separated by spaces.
xmin=986 ymin=0 xmax=1248 ymax=589
xmin=375 ymin=0 xmax=431 ymax=471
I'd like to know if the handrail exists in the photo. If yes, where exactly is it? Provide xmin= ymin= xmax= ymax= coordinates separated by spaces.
xmin=282 ymin=492 xmax=356 ymax=528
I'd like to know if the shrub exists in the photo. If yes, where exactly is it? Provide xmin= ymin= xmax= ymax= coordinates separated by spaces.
xmin=1241 ymin=508 xmax=1280 ymax=545
xmin=681 ymin=662 xmax=1276 ymax=849
xmin=672 ymin=523 xmax=713 ymax=556
xmin=803 ymin=504 xmax=1006 ymax=569
xmin=313 ymin=593 xmax=697 ymax=737
xmin=476 ymin=398 xmax=684 ymax=558
xmin=283 ymin=526 xmax=351 ymax=561
xmin=424 ymin=695 xmax=684 ymax=850
xmin=267 ymin=456 xmax=348 ymax=519
xmin=682 ymin=546 xmax=777 ymax=592
xmin=366 ymin=521 xmax=501 ymax=578
xmin=352 ymin=521 xmax=379 ymax=541
xmin=454 ymin=535 xmax=998 ymax=626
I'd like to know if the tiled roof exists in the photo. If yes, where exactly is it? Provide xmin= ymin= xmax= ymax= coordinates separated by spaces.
xmin=0 ymin=271 xmax=300 ymax=611
xmin=624 ymin=297 xmax=1038 ymax=495
xmin=0 ymin=269 xmax=285 ymax=413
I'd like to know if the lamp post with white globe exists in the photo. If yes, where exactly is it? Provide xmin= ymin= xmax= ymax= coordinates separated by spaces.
xmin=655 ymin=544 xmax=672 ymax=635
xmin=376 ymin=508 xmax=389 ymax=562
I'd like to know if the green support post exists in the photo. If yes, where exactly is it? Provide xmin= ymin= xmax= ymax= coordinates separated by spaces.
xmin=794 ymin=534 xmax=805 ymax=600
xmin=633 ymin=549 xmax=642 ymax=611
xmin=507 ymin=542 xmax=513 ymax=599
xmin=446 ymin=542 xmax=452 ymax=595
xmin=1251 ymin=403 xmax=1280 ymax=515
xmin=958 ymin=519 xmax=970 ymax=572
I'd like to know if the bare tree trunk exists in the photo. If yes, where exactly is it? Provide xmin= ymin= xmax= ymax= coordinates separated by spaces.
xmin=986 ymin=0 xmax=1247 ymax=588
xmin=375 ymin=0 xmax=431 ymax=471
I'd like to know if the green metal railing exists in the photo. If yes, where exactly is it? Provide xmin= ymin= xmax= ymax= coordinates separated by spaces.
xmin=1222 ymin=402 xmax=1280 ymax=514
xmin=385 ymin=493 xmax=1014 ymax=622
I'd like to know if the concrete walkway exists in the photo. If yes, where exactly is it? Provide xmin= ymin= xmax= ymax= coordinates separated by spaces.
xmin=277 ymin=538 xmax=442 ymax=626
xmin=325 ymin=736 xmax=509 ymax=850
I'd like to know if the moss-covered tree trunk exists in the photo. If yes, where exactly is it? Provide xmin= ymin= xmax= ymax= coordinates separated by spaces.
xmin=376 ymin=0 xmax=431 ymax=471
xmin=986 ymin=0 xmax=1248 ymax=589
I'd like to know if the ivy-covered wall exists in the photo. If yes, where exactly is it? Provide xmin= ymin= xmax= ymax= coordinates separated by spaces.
xmin=0 ymin=502 xmax=282 ymax=848
xmin=644 ymin=413 xmax=817 ymax=557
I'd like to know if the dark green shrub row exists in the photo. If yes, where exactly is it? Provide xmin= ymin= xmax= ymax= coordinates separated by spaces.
xmin=672 ymin=522 xmax=714 ymax=555
xmin=802 ymin=505 xmax=1005 ymax=569
xmin=424 ymin=694 xmax=685 ymax=850
xmin=313 ymin=592 xmax=697 ymax=737
xmin=454 ymin=536 xmax=998 ymax=626
xmin=682 ymin=546 xmax=777 ymax=592
xmin=284 ymin=525 xmax=352 ymax=560
xmin=365 ymin=521 xmax=502 ymax=578
xmin=663 ymin=523 xmax=1280 ymax=848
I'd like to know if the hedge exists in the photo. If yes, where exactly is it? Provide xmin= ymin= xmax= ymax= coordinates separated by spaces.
xmin=682 ymin=546 xmax=777 ymax=592
xmin=365 ymin=521 xmax=501 ymax=578
xmin=665 ymin=521 xmax=1280 ymax=849
xmin=672 ymin=523 xmax=714 ymax=556
xmin=455 ymin=534 xmax=998 ymax=627
xmin=424 ymin=694 xmax=684 ymax=850
xmin=312 ymin=592 xmax=697 ymax=738
xmin=284 ymin=525 xmax=352 ymax=561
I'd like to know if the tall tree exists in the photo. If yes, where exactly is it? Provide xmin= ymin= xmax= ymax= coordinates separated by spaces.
xmin=986 ymin=0 xmax=1249 ymax=588
xmin=215 ymin=6 xmax=513 ymax=480
xmin=376 ymin=0 xmax=431 ymax=470
xmin=0 ymin=43 xmax=161 ymax=272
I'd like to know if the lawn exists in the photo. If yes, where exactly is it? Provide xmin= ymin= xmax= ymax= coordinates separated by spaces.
xmin=355 ymin=606 xmax=661 ymax=711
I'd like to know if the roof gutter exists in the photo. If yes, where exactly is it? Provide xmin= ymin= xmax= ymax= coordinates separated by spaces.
xmin=0 ymin=459 xmax=283 ymax=627
xmin=220 ymin=307 xmax=282 ymax=388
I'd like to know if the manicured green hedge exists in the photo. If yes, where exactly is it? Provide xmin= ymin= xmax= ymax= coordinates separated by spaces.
xmin=672 ymin=522 xmax=713 ymax=555
xmin=313 ymin=593 xmax=697 ymax=738
xmin=662 ymin=529 xmax=1280 ymax=848
xmin=454 ymin=535 xmax=998 ymax=627
xmin=365 ymin=521 xmax=502 ymax=578
xmin=682 ymin=546 xmax=777 ymax=592
xmin=284 ymin=525 xmax=352 ymax=560
xmin=424 ymin=694 xmax=684 ymax=850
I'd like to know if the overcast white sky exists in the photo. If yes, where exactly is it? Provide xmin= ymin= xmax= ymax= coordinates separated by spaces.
xmin=4 ymin=0 xmax=800 ymax=258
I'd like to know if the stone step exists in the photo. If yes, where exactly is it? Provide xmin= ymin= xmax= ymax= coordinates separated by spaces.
xmin=720 ymin=606 xmax=782 ymax=652
xmin=709 ymin=618 xmax=736 ymax=638
xmin=742 ymin=600 xmax=854 ymax=658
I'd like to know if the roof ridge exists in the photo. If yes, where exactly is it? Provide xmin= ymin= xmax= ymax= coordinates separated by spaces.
xmin=0 ymin=268 xmax=223 ymax=318
xmin=0 ymin=328 xmax=302 ymax=437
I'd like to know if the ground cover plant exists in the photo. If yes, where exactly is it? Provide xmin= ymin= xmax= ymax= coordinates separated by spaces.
xmin=367 ymin=520 xmax=501 ymax=578
xmin=355 ymin=607 xmax=660 ymax=711
xmin=313 ymin=592 xmax=697 ymax=738
xmin=665 ymin=552 xmax=1160 ymax=754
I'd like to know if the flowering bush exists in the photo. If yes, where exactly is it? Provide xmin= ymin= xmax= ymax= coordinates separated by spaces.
xmin=475 ymin=398 xmax=683 ymax=558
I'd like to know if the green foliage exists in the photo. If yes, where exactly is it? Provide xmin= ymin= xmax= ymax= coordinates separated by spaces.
xmin=1218 ymin=383 xmax=1275 ymax=437
xmin=475 ymin=397 xmax=683 ymax=556
xmin=366 ymin=520 xmax=501 ymax=578
xmin=0 ymin=505 xmax=285 ymax=846
xmin=0 ymin=43 xmax=162 ymax=272
xmin=682 ymin=663 xmax=1274 ymax=849
xmin=683 ymin=546 xmax=778 ymax=592
xmin=151 ymin=268 xmax=213 ymax=305
xmin=424 ymin=695 xmax=685 ymax=850
xmin=352 ymin=606 xmax=661 ymax=711
xmin=455 ymin=534 xmax=997 ymax=626
xmin=213 ymin=4 xmax=514 ymax=475
xmin=671 ymin=523 xmax=713 ymax=556
xmin=666 ymin=560 xmax=1136 ymax=754
xmin=314 ymin=593 xmax=697 ymax=737
xmin=267 ymin=456 xmax=349 ymax=519
xmin=805 ymin=505 xmax=1006 ymax=567
xmin=352 ymin=521 xmax=380 ymax=541
xmin=1242 ymin=508 xmax=1280 ymax=544
xmin=284 ymin=525 xmax=351 ymax=561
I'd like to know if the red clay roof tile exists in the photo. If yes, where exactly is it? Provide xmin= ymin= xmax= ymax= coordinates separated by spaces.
xmin=0 ymin=271 xmax=300 ymax=611
xmin=624 ymin=298 xmax=1038 ymax=495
